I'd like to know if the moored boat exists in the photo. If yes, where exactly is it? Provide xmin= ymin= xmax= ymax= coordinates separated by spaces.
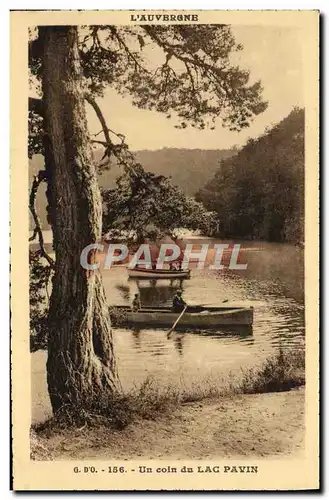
xmin=110 ymin=305 xmax=254 ymax=328
xmin=127 ymin=267 xmax=190 ymax=279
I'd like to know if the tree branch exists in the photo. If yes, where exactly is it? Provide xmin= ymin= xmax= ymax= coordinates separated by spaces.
xmin=30 ymin=92 xmax=139 ymax=174
xmin=85 ymin=95 xmax=112 ymax=146
xmin=29 ymin=171 xmax=55 ymax=269
xmin=142 ymin=26 xmax=229 ymax=95
xmin=109 ymin=26 xmax=151 ymax=75
xmin=86 ymin=95 xmax=134 ymax=171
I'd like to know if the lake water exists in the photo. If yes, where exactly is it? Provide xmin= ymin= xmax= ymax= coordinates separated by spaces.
xmin=31 ymin=238 xmax=305 ymax=424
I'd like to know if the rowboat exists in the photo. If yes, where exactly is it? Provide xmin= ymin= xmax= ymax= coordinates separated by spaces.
xmin=110 ymin=305 xmax=254 ymax=328
xmin=127 ymin=267 xmax=190 ymax=279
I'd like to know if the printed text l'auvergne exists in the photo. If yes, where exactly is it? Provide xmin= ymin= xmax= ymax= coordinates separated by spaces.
xmin=130 ymin=14 xmax=199 ymax=22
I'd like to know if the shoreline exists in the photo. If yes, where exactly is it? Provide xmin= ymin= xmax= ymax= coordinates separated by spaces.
xmin=32 ymin=387 xmax=304 ymax=461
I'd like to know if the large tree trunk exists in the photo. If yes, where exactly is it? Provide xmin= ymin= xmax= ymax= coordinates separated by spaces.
xmin=40 ymin=26 xmax=121 ymax=413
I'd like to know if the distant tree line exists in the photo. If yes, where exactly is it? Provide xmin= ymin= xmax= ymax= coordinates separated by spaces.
xmin=196 ymin=108 xmax=304 ymax=243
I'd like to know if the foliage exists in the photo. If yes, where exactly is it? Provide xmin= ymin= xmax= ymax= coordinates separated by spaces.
xmin=29 ymin=148 xmax=234 ymax=231
xmin=31 ymin=348 xmax=304 ymax=445
xmin=28 ymin=111 xmax=44 ymax=158
xmin=33 ymin=376 xmax=180 ymax=434
xmin=28 ymin=22 xmax=268 ymax=272
xmin=27 ymin=24 xmax=268 ymax=408
xmin=196 ymin=108 xmax=304 ymax=242
xmin=100 ymin=24 xmax=268 ymax=131
xmin=29 ymin=24 xmax=267 ymax=158
xmin=239 ymin=348 xmax=305 ymax=394
xmin=131 ymin=148 xmax=234 ymax=197
xmin=109 ymin=306 xmax=129 ymax=327
xmin=29 ymin=250 xmax=53 ymax=351
xmin=102 ymin=166 xmax=217 ymax=240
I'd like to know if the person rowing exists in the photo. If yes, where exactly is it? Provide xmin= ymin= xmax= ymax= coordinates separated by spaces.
xmin=172 ymin=290 xmax=208 ymax=314
xmin=172 ymin=290 xmax=187 ymax=313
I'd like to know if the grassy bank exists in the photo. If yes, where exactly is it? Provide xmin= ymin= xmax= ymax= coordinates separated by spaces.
xmin=239 ymin=348 xmax=305 ymax=394
xmin=31 ymin=348 xmax=305 ymax=459
xmin=31 ymin=388 xmax=305 ymax=461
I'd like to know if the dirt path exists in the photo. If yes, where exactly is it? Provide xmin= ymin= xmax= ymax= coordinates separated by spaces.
xmin=33 ymin=388 xmax=304 ymax=460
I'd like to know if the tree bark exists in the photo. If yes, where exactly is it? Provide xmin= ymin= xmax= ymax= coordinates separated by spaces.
xmin=40 ymin=26 xmax=121 ymax=413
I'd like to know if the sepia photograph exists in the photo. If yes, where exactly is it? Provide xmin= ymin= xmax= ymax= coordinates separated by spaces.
xmin=11 ymin=10 xmax=319 ymax=491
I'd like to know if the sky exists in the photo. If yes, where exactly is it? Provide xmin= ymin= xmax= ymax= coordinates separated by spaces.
xmin=86 ymin=25 xmax=304 ymax=151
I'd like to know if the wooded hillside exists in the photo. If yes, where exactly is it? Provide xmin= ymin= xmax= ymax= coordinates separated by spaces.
xmin=29 ymin=148 xmax=234 ymax=230
xmin=196 ymin=108 xmax=304 ymax=243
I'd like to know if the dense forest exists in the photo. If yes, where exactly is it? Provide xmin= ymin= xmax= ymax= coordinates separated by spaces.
xmin=196 ymin=108 xmax=304 ymax=243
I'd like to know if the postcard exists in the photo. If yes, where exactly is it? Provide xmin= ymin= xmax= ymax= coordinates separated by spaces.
xmin=11 ymin=9 xmax=319 ymax=491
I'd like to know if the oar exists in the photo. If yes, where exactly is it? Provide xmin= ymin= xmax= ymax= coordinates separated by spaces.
xmin=192 ymin=299 xmax=229 ymax=307
xmin=167 ymin=305 xmax=188 ymax=339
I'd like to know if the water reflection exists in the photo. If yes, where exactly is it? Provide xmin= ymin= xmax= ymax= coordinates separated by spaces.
xmin=99 ymin=242 xmax=304 ymax=392
xmin=173 ymin=335 xmax=184 ymax=356
xmin=33 ymin=242 xmax=305 ymax=412
xmin=30 ymin=235 xmax=307 ymax=424
xmin=131 ymin=329 xmax=142 ymax=350
xmin=134 ymin=279 xmax=185 ymax=307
